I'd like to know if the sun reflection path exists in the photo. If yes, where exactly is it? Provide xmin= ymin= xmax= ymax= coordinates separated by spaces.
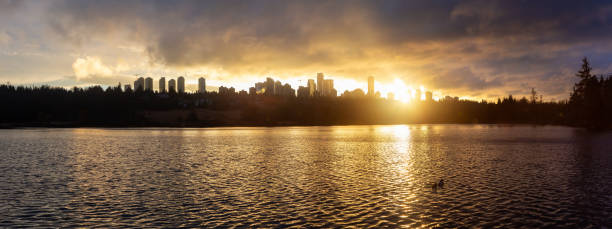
xmin=377 ymin=125 xmax=420 ymax=221
xmin=378 ymin=125 xmax=413 ymax=169
xmin=379 ymin=125 xmax=412 ymax=143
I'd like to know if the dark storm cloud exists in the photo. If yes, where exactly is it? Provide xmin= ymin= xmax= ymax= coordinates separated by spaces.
xmin=31 ymin=0 xmax=612 ymax=98
xmin=427 ymin=67 xmax=503 ymax=90
xmin=45 ymin=0 xmax=612 ymax=58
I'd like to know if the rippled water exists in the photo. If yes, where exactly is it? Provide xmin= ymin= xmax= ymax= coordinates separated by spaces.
xmin=0 ymin=125 xmax=611 ymax=227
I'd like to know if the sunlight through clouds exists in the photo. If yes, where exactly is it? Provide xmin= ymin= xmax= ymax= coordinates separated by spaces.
xmin=2 ymin=0 xmax=612 ymax=100
xmin=72 ymin=56 xmax=113 ymax=80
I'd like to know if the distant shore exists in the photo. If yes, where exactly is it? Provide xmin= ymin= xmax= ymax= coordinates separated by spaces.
xmin=0 ymin=121 xmax=574 ymax=129
xmin=4 ymin=57 xmax=612 ymax=132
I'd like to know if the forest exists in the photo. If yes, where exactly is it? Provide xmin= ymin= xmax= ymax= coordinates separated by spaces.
xmin=1 ymin=58 xmax=610 ymax=129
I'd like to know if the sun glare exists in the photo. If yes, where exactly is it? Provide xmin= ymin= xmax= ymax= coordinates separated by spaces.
xmin=377 ymin=78 xmax=423 ymax=103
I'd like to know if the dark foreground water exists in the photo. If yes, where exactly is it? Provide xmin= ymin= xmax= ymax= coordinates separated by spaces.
xmin=0 ymin=125 xmax=611 ymax=228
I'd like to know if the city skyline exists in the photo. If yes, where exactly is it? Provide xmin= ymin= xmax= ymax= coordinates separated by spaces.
xmin=2 ymin=2 xmax=612 ymax=228
xmin=13 ymin=71 xmax=446 ymax=100
xmin=110 ymin=73 xmax=445 ymax=102
xmin=3 ymin=1 xmax=612 ymax=101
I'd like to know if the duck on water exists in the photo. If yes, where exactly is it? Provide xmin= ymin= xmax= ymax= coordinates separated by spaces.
xmin=431 ymin=179 xmax=444 ymax=192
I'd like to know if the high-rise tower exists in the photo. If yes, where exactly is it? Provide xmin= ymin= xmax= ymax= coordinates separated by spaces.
xmin=367 ymin=76 xmax=374 ymax=96
xmin=177 ymin=76 xmax=185 ymax=94
xmin=307 ymin=79 xmax=316 ymax=96
xmin=316 ymin=73 xmax=324 ymax=95
xmin=145 ymin=77 xmax=153 ymax=91
xmin=198 ymin=77 xmax=206 ymax=94
xmin=134 ymin=77 xmax=144 ymax=91
xmin=159 ymin=77 xmax=166 ymax=93
xmin=168 ymin=79 xmax=176 ymax=93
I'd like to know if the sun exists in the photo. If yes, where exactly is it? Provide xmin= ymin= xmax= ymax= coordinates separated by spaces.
xmin=378 ymin=78 xmax=415 ymax=103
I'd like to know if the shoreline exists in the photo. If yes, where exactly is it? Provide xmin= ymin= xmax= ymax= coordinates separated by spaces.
xmin=0 ymin=122 xmax=577 ymax=129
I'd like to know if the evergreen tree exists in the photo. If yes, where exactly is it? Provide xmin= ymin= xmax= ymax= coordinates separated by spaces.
xmin=569 ymin=57 xmax=607 ymax=129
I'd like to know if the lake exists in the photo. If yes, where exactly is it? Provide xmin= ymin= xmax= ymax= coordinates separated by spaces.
xmin=0 ymin=125 xmax=610 ymax=227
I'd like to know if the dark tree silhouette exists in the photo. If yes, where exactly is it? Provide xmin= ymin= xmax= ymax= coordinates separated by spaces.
xmin=569 ymin=57 xmax=611 ymax=129
xmin=0 ymin=57 xmax=610 ymax=129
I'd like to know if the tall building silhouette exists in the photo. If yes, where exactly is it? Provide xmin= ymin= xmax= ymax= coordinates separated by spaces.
xmin=253 ymin=77 xmax=295 ymax=97
xmin=368 ymin=76 xmax=375 ymax=96
xmin=168 ymin=79 xmax=176 ymax=93
xmin=124 ymin=84 xmax=131 ymax=92
xmin=317 ymin=73 xmax=324 ymax=95
xmin=281 ymin=83 xmax=295 ymax=96
xmin=323 ymin=79 xmax=334 ymax=96
xmin=198 ymin=77 xmax=206 ymax=94
xmin=177 ymin=76 xmax=185 ymax=93
xmin=255 ymin=82 xmax=265 ymax=94
xmin=264 ymin=77 xmax=275 ymax=95
xmin=134 ymin=77 xmax=144 ymax=91
xmin=307 ymin=79 xmax=316 ymax=96
xmin=297 ymin=86 xmax=309 ymax=98
xmin=145 ymin=77 xmax=153 ymax=91
xmin=159 ymin=77 xmax=166 ymax=93
xmin=274 ymin=80 xmax=282 ymax=95
xmin=416 ymin=89 xmax=422 ymax=101
xmin=426 ymin=91 xmax=433 ymax=101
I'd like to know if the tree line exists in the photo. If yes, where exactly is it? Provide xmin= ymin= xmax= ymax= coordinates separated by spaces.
xmin=0 ymin=58 xmax=610 ymax=129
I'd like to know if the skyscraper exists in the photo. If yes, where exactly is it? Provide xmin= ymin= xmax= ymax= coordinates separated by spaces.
xmin=297 ymin=86 xmax=309 ymax=98
xmin=198 ymin=77 xmax=206 ymax=94
xmin=124 ymin=84 xmax=131 ymax=92
xmin=316 ymin=73 xmax=324 ymax=94
xmin=425 ymin=91 xmax=433 ymax=101
xmin=255 ymin=82 xmax=265 ymax=94
xmin=177 ymin=76 xmax=185 ymax=94
xmin=145 ymin=77 xmax=153 ymax=91
xmin=264 ymin=77 xmax=275 ymax=95
xmin=324 ymin=79 xmax=334 ymax=96
xmin=415 ymin=89 xmax=422 ymax=101
xmin=367 ymin=76 xmax=375 ymax=96
xmin=274 ymin=80 xmax=282 ymax=95
xmin=134 ymin=77 xmax=144 ymax=91
xmin=159 ymin=77 xmax=166 ymax=93
xmin=307 ymin=79 xmax=316 ymax=96
xmin=281 ymin=83 xmax=295 ymax=97
xmin=253 ymin=77 xmax=295 ymax=97
xmin=168 ymin=79 xmax=176 ymax=93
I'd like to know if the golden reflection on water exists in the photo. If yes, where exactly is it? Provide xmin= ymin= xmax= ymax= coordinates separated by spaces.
xmin=0 ymin=125 xmax=610 ymax=227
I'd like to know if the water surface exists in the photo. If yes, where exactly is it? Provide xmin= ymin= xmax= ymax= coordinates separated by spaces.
xmin=0 ymin=125 xmax=611 ymax=227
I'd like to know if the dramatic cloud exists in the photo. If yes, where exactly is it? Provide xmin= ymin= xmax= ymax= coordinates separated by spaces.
xmin=72 ymin=56 xmax=113 ymax=80
xmin=69 ymin=56 xmax=137 ymax=86
xmin=2 ymin=0 xmax=612 ymax=99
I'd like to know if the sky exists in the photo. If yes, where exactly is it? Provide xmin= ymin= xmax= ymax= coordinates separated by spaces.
xmin=1 ymin=0 xmax=612 ymax=100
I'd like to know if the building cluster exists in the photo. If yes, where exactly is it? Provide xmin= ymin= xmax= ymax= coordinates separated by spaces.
xmin=129 ymin=76 xmax=207 ymax=94
xmin=126 ymin=73 xmax=337 ymax=98
xmin=218 ymin=86 xmax=237 ymax=95
xmin=340 ymin=76 xmax=376 ymax=98
xmin=342 ymin=75 xmax=435 ymax=102
xmin=251 ymin=77 xmax=296 ymax=97
xmin=125 ymin=73 xmax=434 ymax=101
xmin=296 ymin=73 xmax=337 ymax=98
